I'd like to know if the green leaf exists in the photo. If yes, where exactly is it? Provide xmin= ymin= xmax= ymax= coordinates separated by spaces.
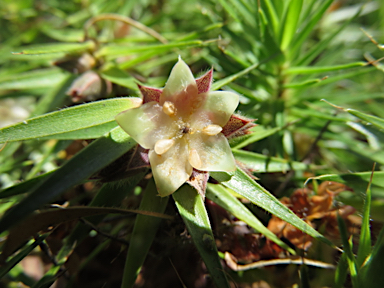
xmin=121 ymin=179 xmax=169 ymax=288
xmin=358 ymin=226 xmax=384 ymax=288
xmin=346 ymin=109 xmax=384 ymax=131
xmin=100 ymin=66 xmax=138 ymax=90
xmin=1 ymin=205 xmax=171 ymax=263
xmin=173 ymin=185 xmax=230 ymax=288
xmin=283 ymin=78 xmax=325 ymax=88
xmin=0 ymin=171 xmax=52 ymax=199
xmin=0 ymin=234 xmax=49 ymax=280
xmin=295 ymin=6 xmax=362 ymax=66
xmin=12 ymin=41 xmax=95 ymax=55
xmin=230 ymin=126 xmax=282 ymax=149
xmin=0 ymin=68 xmax=68 ymax=91
xmin=211 ymin=61 xmax=260 ymax=91
xmin=206 ymin=184 xmax=295 ymax=254
xmin=285 ymin=62 xmax=367 ymax=75
xmin=308 ymin=171 xmax=384 ymax=191
xmin=67 ymin=174 xmax=147 ymax=245
xmin=356 ymin=171 xmax=372 ymax=268
xmin=95 ymin=40 xmax=202 ymax=58
xmin=334 ymin=253 xmax=349 ymax=288
xmin=211 ymin=168 xmax=333 ymax=247
xmin=337 ymin=214 xmax=358 ymax=287
xmin=261 ymin=0 xmax=279 ymax=36
xmin=39 ymin=122 xmax=119 ymax=140
xmin=0 ymin=127 xmax=136 ymax=233
xmin=290 ymin=0 xmax=334 ymax=55
xmin=233 ymin=150 xmax=309 ymax=173
xmin=0 ymin=97 xmax=141 ymax=143
xmin=279 ymin=0 xmax=303 ymax=50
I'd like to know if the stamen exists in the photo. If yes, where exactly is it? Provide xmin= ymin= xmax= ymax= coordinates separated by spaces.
xmin=162 ymin=101 xmax=177 ymax=116
xmin=189 ymin=149 xmax=202 ymax=168
xmin=154 ymin=139 xmax=175 ymax=155
xmin=202 ymin=124 xmax=222 ymax=136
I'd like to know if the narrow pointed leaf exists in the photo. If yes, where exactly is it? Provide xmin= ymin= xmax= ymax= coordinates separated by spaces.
xmin=211 ymin=168 xmax=334 ymax=247
xmin=291 ymin=0 xmax=334 ymax=53
xmin=308 ymin=171 xmax=384 ymax=190
xmin=0 ymin=68 xmax=68 ymax=90
xmin=100 ymin=67 xmax=137 ymax=90
xmin=121 ymin=179 xmax=169 ymax=288
xmin=279 ymin=0 xmax=303 ymax=50
xmin=337 ymin=215 xmax=358 ymax=287
xmin=0 ymin=234 xmax=49 ymax=280
xmin=0 ymin=97 xmax=141 ymax=143
xmin=95 ymin=40 xmax=202 ymax=58
xmin=206 ymin=184 xmax=295 ymax=254
xmin=285 ymin=62 xmax=367 ymax=74
xmin=1 ymin=206 xmax=171 ymax=263
xmin=173 ymin=185 xmax=230 ymax=288
xmin=357 ymin=173 xmax=372 ymax=268
xmin=346 ymin=109 xmax=384 ymax=131
xmin=233 ymin=150 xmax=309 ymax=173
xmin=358 ymin=226 xmax=384 ymax=288
xmin=230 ymin=126 xmax=281 ymax=149
xmin=12 ymin=41 xmax=95 ymax=55
xmin=0 ymin=127 xmax=136 ymax=233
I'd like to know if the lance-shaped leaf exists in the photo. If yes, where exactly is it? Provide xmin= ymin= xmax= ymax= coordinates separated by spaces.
xmin=173 ymin=185 xmax=230 ymax=288
xmin=206 ymin=184 xmax=295 ymax=255
xmin=0 ymin=97 xmax=141 ymax=143
xmin=211 ymin=168 xmax=334 ymax=247
xmin=0 ymin=127 xmax=136 ymax=234
xmin=121 ymin=179 xmax=169 ymax=287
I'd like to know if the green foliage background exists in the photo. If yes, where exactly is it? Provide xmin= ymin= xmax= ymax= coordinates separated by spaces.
xmin=0 ymin=0 xmax=384 ymax=287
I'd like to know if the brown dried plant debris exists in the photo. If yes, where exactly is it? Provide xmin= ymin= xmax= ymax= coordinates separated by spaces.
xmin=212 ymin=182 xmax=360 ymax=268
xmin=267 ymin=181 xmax=361 ymax=250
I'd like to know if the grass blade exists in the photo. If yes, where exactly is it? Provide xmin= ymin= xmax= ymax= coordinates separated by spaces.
xmin=173 ymin=185 xmax=230 ymax=288
xmin=0 ymin=127 xmax=136 ymax=233
xmin=206 ymin=184 xmax=295 ymax=255
xmin=211 ymin=168 xmax=334 ymax=247
xmin=121 ymin=179 xmax=169 ymax=288
xmin=0 ymin=97 xmax=141 ymax=143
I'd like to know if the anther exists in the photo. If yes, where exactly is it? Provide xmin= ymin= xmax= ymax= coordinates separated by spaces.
xmin=154 ymin=139 xmax=175 ymax=155
xmin=202 ymin=124 xmax=222 ymax=136
xmin=162 ymin=101 xmax=176 ymax=116
xmin=188 ymin=149 xmax=202 ymax=168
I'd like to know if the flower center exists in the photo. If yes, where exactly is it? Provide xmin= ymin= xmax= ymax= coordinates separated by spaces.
xmin=153 ymin=101 xmax=223 ymax=156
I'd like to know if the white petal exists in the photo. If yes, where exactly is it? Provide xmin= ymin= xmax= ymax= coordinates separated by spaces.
xmin=149 ymin=138 xmax=193 ymax=196
xmin=162 ymin=57 xmax=196 ymax=101
xmin=190 ymin=91 xmax=239 ymax=129
xmin=115 ymin=102 xmax=177 ymax=149
xmin=187 ymin=133 xmax=236 ymax=171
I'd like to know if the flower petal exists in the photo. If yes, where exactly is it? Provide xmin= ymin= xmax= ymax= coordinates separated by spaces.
xmin=162 ymin=57 xmax=197 ymax=101
xmin=149 ymin=138 xmax=193 ymax=196
xmin=190 ymin=91 xmax=239 ymax=129
xmin=115 ymin=102 xmax=177 ymax=149
xmin=187 ymin=133 xmax=236 ymax=171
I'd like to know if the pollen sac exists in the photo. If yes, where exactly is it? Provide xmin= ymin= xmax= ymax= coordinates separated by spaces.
xmin=188 ymin=148 xmax=202 ymax=168
xmin=162 ymin=101 xmax=176 ymax=116
xmin=202 ymin=124 xmax=222 ymax=136
xmin=154 ymin=139 xmax=175 ymax=155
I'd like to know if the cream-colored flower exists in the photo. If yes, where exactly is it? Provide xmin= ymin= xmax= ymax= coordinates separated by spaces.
xmin=116 ymin=57 xmax=239 ymax=196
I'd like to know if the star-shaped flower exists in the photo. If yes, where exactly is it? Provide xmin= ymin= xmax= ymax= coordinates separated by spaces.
xmin=116 ymin=57 xmax=253 ymax=196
